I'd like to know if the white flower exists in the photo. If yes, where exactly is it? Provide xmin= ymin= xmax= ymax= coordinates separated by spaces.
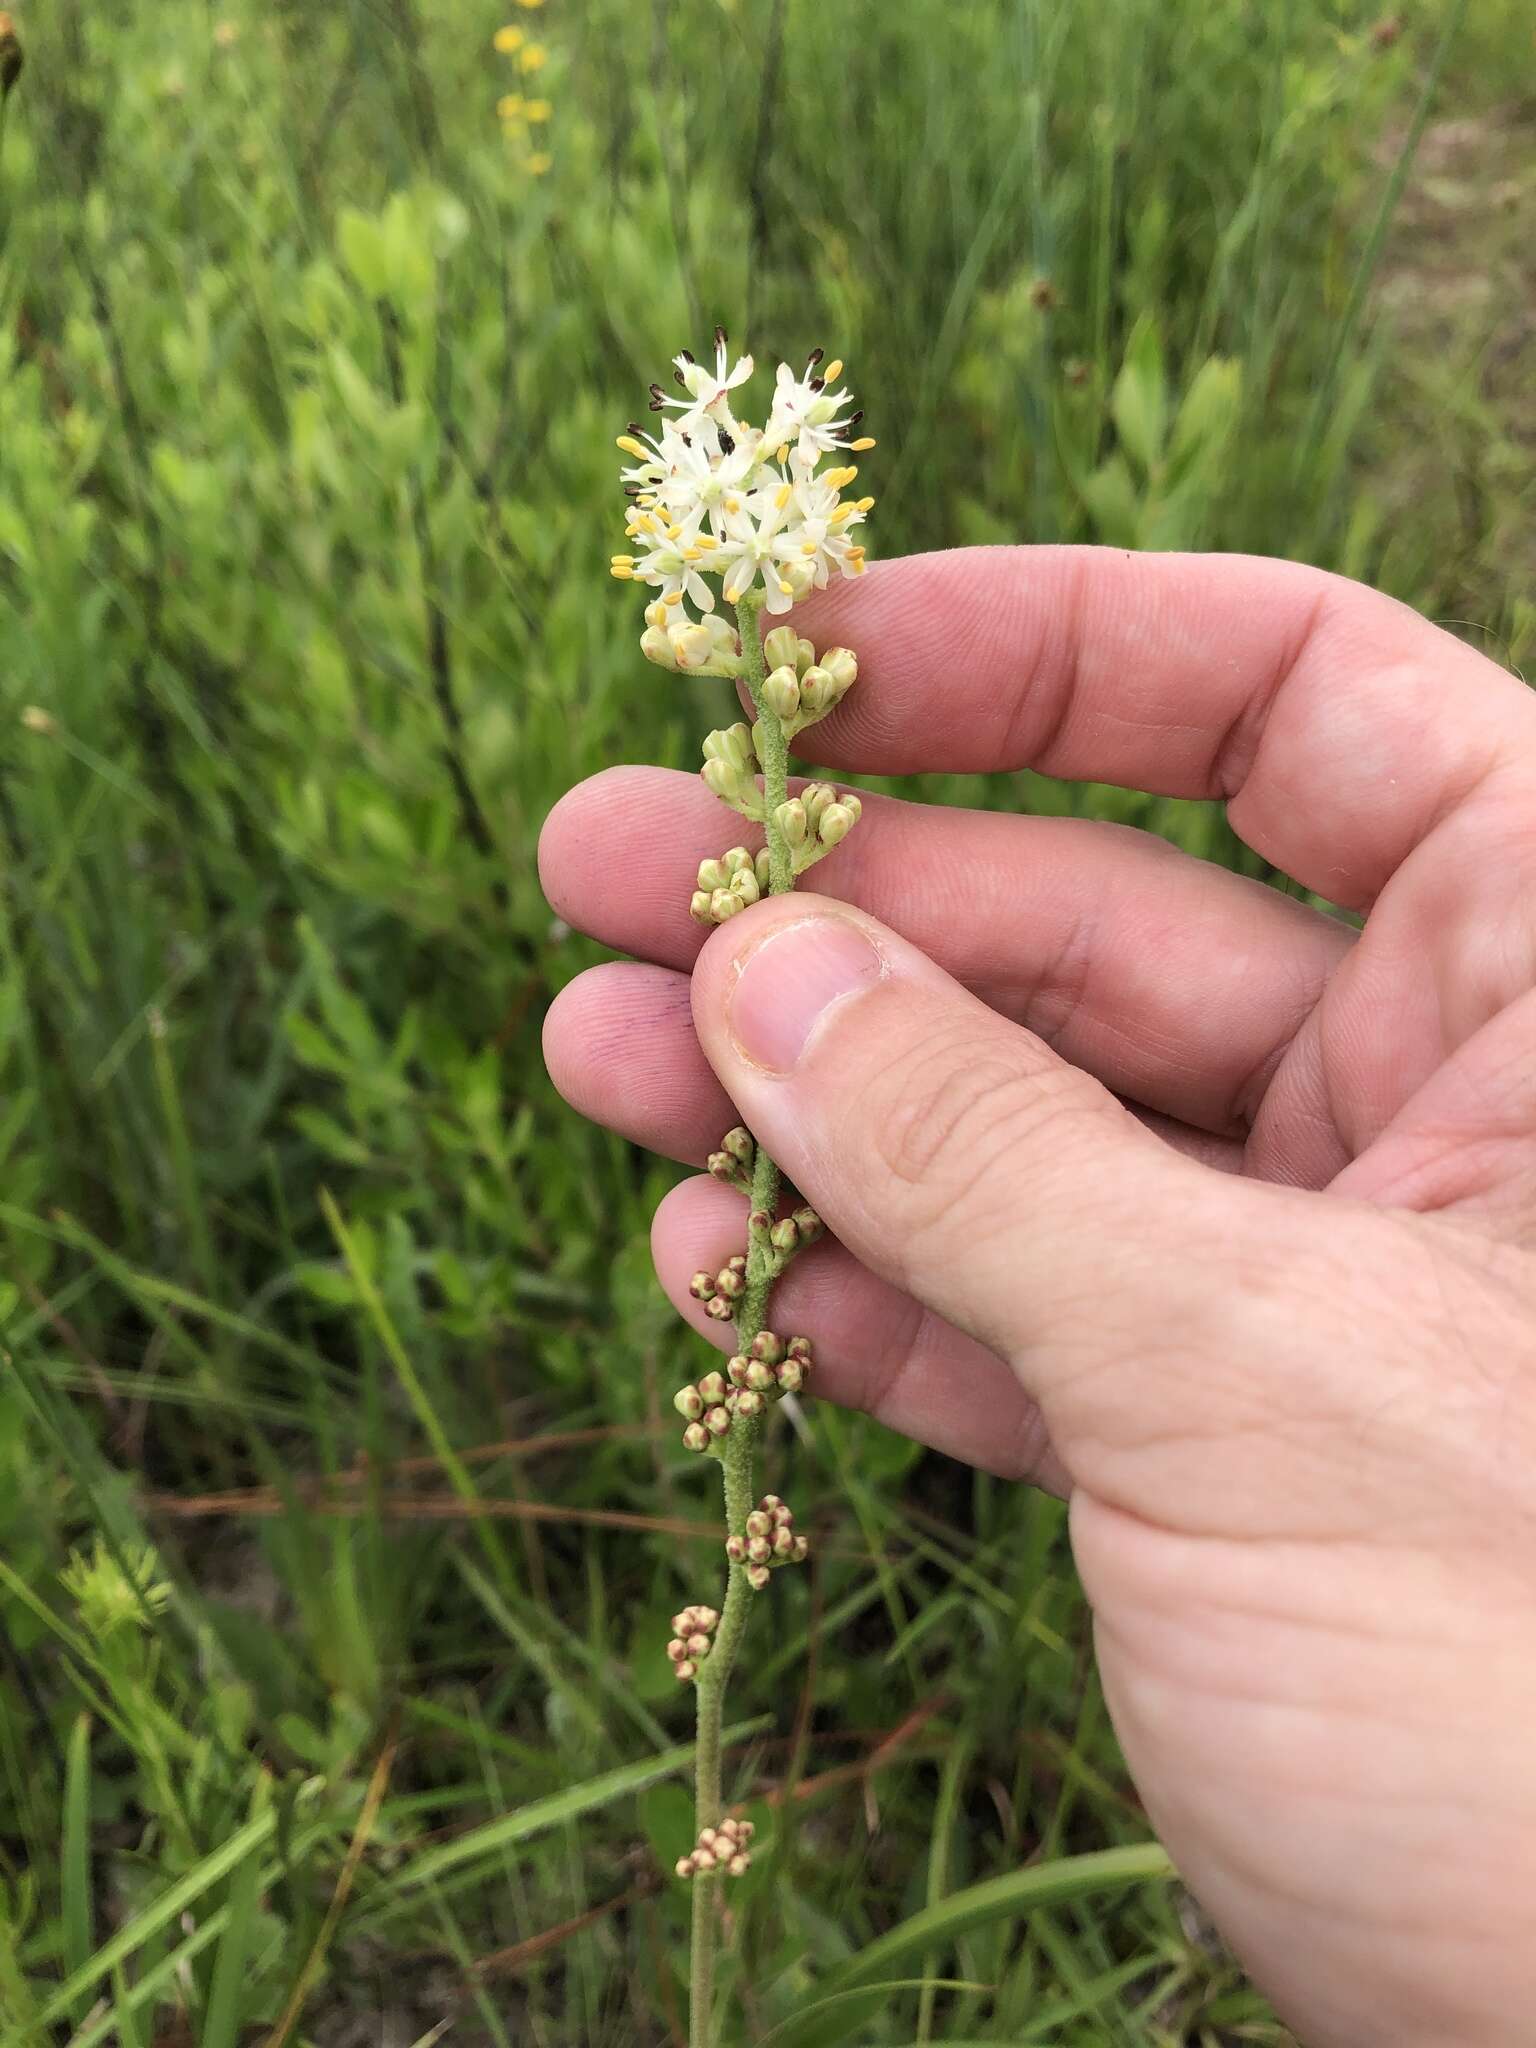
xmin=761 ymin=354 xmax=865 ymax=468
xmin=651 ymin=326 xmax=755 ymax=433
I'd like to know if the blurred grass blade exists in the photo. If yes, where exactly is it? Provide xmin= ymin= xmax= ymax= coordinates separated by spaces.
xmin=60 ymin=1715 xmax=92 ymax=2022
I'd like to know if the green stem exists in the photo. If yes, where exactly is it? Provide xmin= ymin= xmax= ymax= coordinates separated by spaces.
xmin=688 ymin=592 xmax=791 ymax=2048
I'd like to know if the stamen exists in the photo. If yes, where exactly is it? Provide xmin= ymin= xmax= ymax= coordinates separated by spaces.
xmin=822 ymin=359 xmax=843 ymax=383
xmin=805 ymin=347 xmax=824 ymax=370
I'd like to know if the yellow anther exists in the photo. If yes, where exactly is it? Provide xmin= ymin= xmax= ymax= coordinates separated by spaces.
xmin=616 ymin=435 xmax=647 ymax=458
xmin=850 ymin=436 xmax=876 ymax=451
xmin=610 ymin=566 xmax=634 ymax=580
xmin=776 ymin=444 xmax=789 ymax=464
xmin=822 ymin=358 xmax=843 ymax=384
xmin=801 ymin=542 xmax=817 ymax=556
xmin=683 ymin=548 xmax=703 ymax=562
xmin=665 ymin=523 xmax=681 ymax=540
xmin=726 ymin=497 xmax=741 ymax=514
xmin=663 ymin=590 xmax=685 ymax=606
xmin=856 ymin=496 xmax=875 ymax=512
xmin=774 ymin=484 xmax=791 ymax=510
xmin=778 ymin=579 xmax=794 ymax=595
xmin=694 ymin=534 xmax=717 ymax=549
xmin=611 ymin=554 xmax=635 ymax=566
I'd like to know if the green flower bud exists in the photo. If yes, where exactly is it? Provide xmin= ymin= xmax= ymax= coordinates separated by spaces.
xmin=690 ymin=891 xmax=715 ymax=924
xmin=697 ymin=1371 xmax=727 ymax=1404
xmin=770 ymin=1218 xmax=799 ymax=1253
xmin=704 ymin=1295 xmax=735 ymax=1321
xmin=762 ymin=665 xmax=801 ymax=720
xmin=720 ymin=846 xmax=750 ymax=874
xmin=674 ymin=1386 xmax=705 ymax=1421
xmin=798 ymin=665 xmax=838 ymax=717
xmin=704 ymin=1405 xmax=732 ymax=1437
xmin=745 ymin=1359 xmax=776 ymax=1393
xmin=714 ymin=1267 xmax=745 ymax=1301
xmin=802 ymin=783 xmax=836 ymax=828
xmin=705 ymin=614 xmax=741 ymax=660
xmin=723 ymin=1127 xmax=755 ymax=1165
xmin=747 ymin=1535 xmax=772 ymax=1565
xmin=755 ymin=848 xmax=772 ymax=891
xmin=791 ymin=1207 xmax=824 ymax=1244
xmin=728 ymin=1852 xmax=751 ymax=1877
xmin=703 ymin=724 xmax=756 ymax=770
xmin=748 ymin=1331 xmax=785 ymax=1366
xmin=820 ymin=646 xmax=858 ymax=693
xmin=774 ymin=797 xmax=808 ymax=847
xmin=762 ymin=625 xmax=801 ymax=671
xmin=791 ymin=1534 xmax=809 ymax=1563
xmin=682 ymin=1423 xmax=710 ymax=1453
xmin=708 ymin=885 xmax=747 ymax=920
xmin=736 ymin=1389 xmax=765 ymax=1419
xmin=777 ymin=1360 xmax=805 ymax=1394
xmin=818 ymin=801 xmax=857 ymax=848
xmin=796 ymin=636 xmax=817 ymax=674
xmin=641 ymin=625 xmax=679 ymax=670
xmin=786 ymin=1336 xmax=814 ymax=1363
xmin=726 ymin=1354 xmax=750 ymax=1387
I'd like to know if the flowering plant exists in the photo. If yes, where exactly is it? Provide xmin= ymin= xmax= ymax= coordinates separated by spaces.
xmin=610 ymin=331 xmax=874 ymax=2043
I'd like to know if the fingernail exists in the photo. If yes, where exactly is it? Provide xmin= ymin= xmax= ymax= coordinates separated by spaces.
xmin=729 ymin=915 xmax=883 ymax=1073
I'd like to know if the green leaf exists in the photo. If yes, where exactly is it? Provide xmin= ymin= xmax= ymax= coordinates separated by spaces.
xmin=764 ymin=1843 xmax=1174 ymax=2048
xmin=1110 ymin=315 xmax=1168 ymax=471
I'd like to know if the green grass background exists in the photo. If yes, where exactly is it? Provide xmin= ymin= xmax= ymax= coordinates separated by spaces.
xmin=0 ymin=0 xmax=1529 ymax=2040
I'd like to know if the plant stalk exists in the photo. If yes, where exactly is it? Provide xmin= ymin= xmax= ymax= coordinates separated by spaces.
xmin=688 ymin=592 xmax=789 ymax=2047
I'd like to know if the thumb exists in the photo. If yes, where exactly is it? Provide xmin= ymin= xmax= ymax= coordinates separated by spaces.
xmin=690 ymin=894 xmax=1269 ymax=1464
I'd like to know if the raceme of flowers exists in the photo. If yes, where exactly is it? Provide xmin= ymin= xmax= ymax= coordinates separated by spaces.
xmin=610 ymin=329 xmax=876 ymax=661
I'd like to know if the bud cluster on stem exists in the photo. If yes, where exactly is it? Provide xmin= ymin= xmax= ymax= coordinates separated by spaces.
xmin=676 ymin=1814 xmax=755 ymax=1880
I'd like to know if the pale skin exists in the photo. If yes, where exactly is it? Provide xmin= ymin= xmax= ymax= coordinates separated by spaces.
xmin=538 ymin=547 xmax=1536 ymax=2048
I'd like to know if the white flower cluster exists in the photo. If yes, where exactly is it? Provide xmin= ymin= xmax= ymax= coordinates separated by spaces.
xmin=610 ymin=329 xmax=875 ymax=669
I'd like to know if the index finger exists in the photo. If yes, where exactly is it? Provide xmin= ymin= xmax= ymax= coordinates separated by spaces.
xmin=783 ymin=547 xmax=1536 ymax=908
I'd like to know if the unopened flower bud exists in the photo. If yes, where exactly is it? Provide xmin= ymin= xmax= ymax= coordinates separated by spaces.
xmin=697 ymin=1371 xmax=727 ymax=1404
xmin=736 ymin=1389 xmax=765 ymax=1419
xmin=676 ymin=1659 xmax=697 ymax=1681
xmin=728 ymin=1853 xmax=750 ymax=1876
xmin=644 ymin=599 xmax=671 ymax=631
xmin=818 ymin=801 xmax=857 ymax=848
xmin=802 ymin=783 xmax=836 ymax=827
xmin=690 ymin=891 xmax=716 ymax=924
xmin=686 ymin=1632 xmax=711 ymax=1658
xmin=821 ymin=646 xmax=857 ymax=693
xmin=682 ymin=1423 xmax=710 ymax=1453
xmin=748 ymin=1331 xmax=784 ymax=1366
xmin=674 ymin=1386 xmax=705 ymax=1421
xmin=796 ymin=636 xmax=816 ymax=673
xmin=770 ymin=1218 xmax=799 ymax=1253
xmin=786 ymin=1336 xmax=814 ymax=1364
xmin=779 ymin=559 xmax=816 ymax=602
xmin=707 ymin=886 xmax=745 ymax=922
xmin=703 ymin=724 xmax=755 ymax=770
xmin=708 ymin=1151 xmax=740 ymax=1184
xmin=672 ymin=622 xmax=714 ymax=669
xmin=704 ymin=1295 xmax=734 ymax=1321
xmin=726 ymin=1355 xmax=749 ymax=1387
xmin=692 ymin=1846 xmax=715 ymax=1872
xmin=798 ymin=665 xmax=839 ymax=717
xmin=714 ymin=1267 xmax=745 ymax=1301
xmin=667 ymin=1637 xmax=687 ymax=1662
xmin=747 ymin=1535 xmax=772 ymax=1565
xmin=762 ymin=625 xmax=801 ymax=671
xmin=762 ymin=666 xmax=801 ymax=720
xmin=777 ymin=1360 xmax=804 ymax=1394
xmin=791 ymin=1534 xmax=809 ymax=1563
xmin=773 ymin=798 xmax=808 ymax=847
xmin=766 ymin=1497 xmax=792 ymax=1524
xmin=745 ymin=1359 xmax=776 ymax=1393
xmin=641 ymin=626 xmax=680 ymax=671
xmin=705 ymin=614 xmax=741 ymax=662
xmin=747 ymin=1564 xmax=771 ymax=1590
xmin=705 ymin=1406 xmax=732 ymax=1437
xmin=772 ymin=1525 xmax=795 ymax=1557
xmin=725 ymin=1534 xmax=747 ymax=1563
xmin=702 ymin=761 xmax=747 ymax=807
xmin=791 ymin=1208 xmax=824 ymax=1245
xmin=689 ymin=1272 xmax=714 ymax=1300
xmin=745 ymin=1511 xmax=771 ymax=1540
xmin=676 ymin=1856 xmax=695 ymax=1878
xmin=698 ymin=1827 xmax=719 ymax=1850
xmin=723 ymin=1127 xmax=754 ymax=1166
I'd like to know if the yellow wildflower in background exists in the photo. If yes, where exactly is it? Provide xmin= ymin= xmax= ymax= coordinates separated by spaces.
xmin=492 ymin=24 xmax=525 ymax=52
xmin=524 ymin=98 xmax=551 ymax=121
xmin=517 ymin=42 xmax=547 ymax=72
xmin=526 ymin=151 xmax=552 ymax=175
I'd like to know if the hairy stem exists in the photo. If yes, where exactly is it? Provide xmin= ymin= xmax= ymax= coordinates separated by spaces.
xmin=688 ymin=592 xmax=789 ymax=2047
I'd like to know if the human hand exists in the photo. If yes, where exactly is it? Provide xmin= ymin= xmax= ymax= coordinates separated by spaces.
xmin=539 ymin=547 xmax=1536 ymax=2048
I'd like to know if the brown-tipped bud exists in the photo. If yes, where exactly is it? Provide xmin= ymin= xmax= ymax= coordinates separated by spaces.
xmin=762 ymin=625 xmax=801 ymax=672
xmin=698 ymin=1826 xmax=719 ymax=1850
xmin=748 ymin=1209 xmax=772 ymax=1235
xmin=704 ymin=1296 xmax=735 ymax=1321
xmin=723 ymin=1127 xmax=755 ymax=1167
xmin=708 ymin=1150 xmax=740 ymax=1184
xmin=697 ymin=1371 xmax=727 ymax=1404
xmin=745 ymin=1360 xmax=776 ymax=1393
xmin=675 ymin=1659 xmax=697 ymax=1682
xmin=705 ymin=1405 xmax=732 ymax=1437
xmin=777 ymin=1360 xmax=805 ymax=1395
xmin=798 ymin=665 xmax=838 ymax=718
xmin=791 ymin=1207 xmax=824 ymax=1244
xmin=689 ymin=1272 xmax=715 ymax=1301
xmin=692 ymin=1845 xmax=715 ymax=1871
xmin=745 ymin=1510 xmax=771 ymax=1540
xmin=820 ymin=646 xmax=858 ymax=694
xmin=771 ymin=1525 xmax=795 ymax=1558
xmin=671 ymin=1610 xmax=693 ymax=1635
xmin=747 ymin=1564 xmax=771 ymax=1591
xmin=682 ymin=1423 xmax=710 ymax=1453
xmin=676 ymin=1855 xmax=696 ymax=1879
xmin=735 ymin=1389 xmax=765 ymax=1420
xmin=791 ymin=1534 xmax=810 ymax=1563
xmin=761 ymin=1495 xmax=783 ymax=1513
xmin=770 ymin=1218 xmax=799 ymax=1253
xmin=755 ymin=848 xmax=772 ymax=891
xmin=686 ymin=1632 xmax=711 ymax=1658
xmin=737 ymin=1820 xmax=755 ymax=1843
xmin=725 ymin=1534 xmax=747 ymax=1563
xmin=747 ymin=1535 xmax=772 ymax=1565
xmin=786 ymin=1336 xmax=815 ymax=1364
xmin=673 ymin=1386 xmax=705 ymax=1421
xmin=706 ymin=882 xmax=747 ymax=920
xmin=748 ymin=1331 xmax=785 ymax=1366
xmin=667 ymin=1637 xmax=687 ymax=1662
xmin=714 ymin=1267 xmax=745 ymax=1302
xmin=728 ymin=1852 xmax=750 ymax=1876
xmin=762 ymin=665 xmax=801 ymax=721
xmin=726 ymin=1253 xmax=748 ymax=1277
xmin=671 ymin=622 xmax=714 ymax=670
xmin=726 ymin=1355 xmax=749 ymax=1387
xmin=767 ymin=1500 xmax=792 ymax=1526
xmin=697 ymin=857 xmax=729 ymax=892
xmin=818 ymin=801 xmax=858 ymax=848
